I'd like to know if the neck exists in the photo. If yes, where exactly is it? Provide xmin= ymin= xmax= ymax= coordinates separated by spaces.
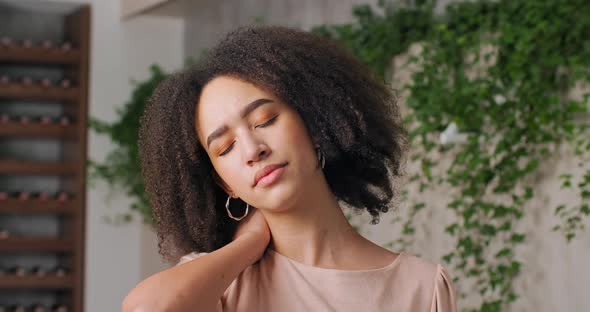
xmin=261 ymin=173 xmax=367 ymax=267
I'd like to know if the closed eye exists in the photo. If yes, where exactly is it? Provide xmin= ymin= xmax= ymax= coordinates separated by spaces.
xmin=218 ymin=116 xmax=278 ymax=157
xmin=255 ymin=115 xmax=278 ymax=128
xmin=219 ymin=142 xmax=235 ymax=156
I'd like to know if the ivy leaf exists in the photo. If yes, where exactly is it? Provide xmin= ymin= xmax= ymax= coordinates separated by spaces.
xmin=509 ymin=233 xmax=526 ymax=243
xmin=481 ymin=224 xmax=497 ymax=236
xmin=495 ymin=248 xmax=512 ymax=258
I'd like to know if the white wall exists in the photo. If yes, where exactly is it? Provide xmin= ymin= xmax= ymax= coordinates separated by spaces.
xmin=39 ymin=0 xmax=184 ymax=311
xmin=183 ymin=0 xmax=380 ymax=59
xmin=182 ymin=0 xmax=454 ymax=58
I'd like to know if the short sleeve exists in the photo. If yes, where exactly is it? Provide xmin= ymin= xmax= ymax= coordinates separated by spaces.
xmin=430 ymin=264 xmax=458 ymax=312
xmin=175 ymin=251 xmax=223 ymax=312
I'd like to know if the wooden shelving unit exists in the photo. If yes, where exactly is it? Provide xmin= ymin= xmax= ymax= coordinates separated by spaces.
xmin=0 ymin=275 xmax=74 ymax=289
xmin=0 ymin=198 xmax=76 ymax=214
xmin=0 ymin=237 xmax=74 ymax=252
xmin=0 ymin=4 xmax=90 ymax=312
xmin=0 ymin=121 xmax=77 ymax=139
xmin=0 ymin=46 xmax=81 ymax=65
xmin=0 ymin=82 xmax=80 ymax=102
xmin=0 ymin=160 xmax=78 ymax=176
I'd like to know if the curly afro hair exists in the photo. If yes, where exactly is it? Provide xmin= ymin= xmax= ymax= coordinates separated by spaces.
xmin=138 ymin=25 xmax=409 ymax=263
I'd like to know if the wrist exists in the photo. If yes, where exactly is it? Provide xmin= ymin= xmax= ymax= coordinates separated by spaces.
xmin=237 ymin=232 xmax=269 ymax=257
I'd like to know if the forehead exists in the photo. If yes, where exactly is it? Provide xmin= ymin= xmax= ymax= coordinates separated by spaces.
xmin=195 ymin=76 xmax=275 ymax=141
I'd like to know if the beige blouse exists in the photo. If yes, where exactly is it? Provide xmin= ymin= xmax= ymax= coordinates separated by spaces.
xmin=177 ymin=248 xmax=457 ymax=312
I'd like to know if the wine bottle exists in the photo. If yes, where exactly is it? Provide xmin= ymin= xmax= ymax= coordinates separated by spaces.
xmin=60 ymin=42 xmax=72 ymax=51
xmin=59 ymin=116 xmax=70 ymax=126
xmin=19 ymin=115 xmax=30 ymax=125
xmin=59 ymin=79 xmax=71 ymax=88
xmin=9 ymin=265 xmax=27 ymax=277
xmin=52 ymin=265 xmax=68 ymax=277
xmin=41 ymin=39 xmax=53 ymax=49
xmin=35 ymin=191 xmax=50 ymax=201
xmin=0 ymin=36 xmax=13 ymax=47
xmin=29 ymin=304 xmax=47 ymax=312
xmin=31 ymin=265 xmax=47 ymax=277
xmin=17 ymin=191 xmax=30 ymax=200
xmin=56 ymin=191 xmax=70 ymax=202
xmin=40 ymin=78 xmax=52 ymax=88
xmin=34 ymin=116 xmax=51 ymax=125
xmin=22 ymin=38 xmax=33 ymax=48
xmin=51 ymin=304 xmax=68 ymax=312
xmin=8 ymin=305 xmax=26 ymax=312
xmin=43 ymin=116 xmax=54 ymax=125
xmin=31 ymin=303 xmax=47 ymax=312
xmin=22 ymin=76 xmax=33 ymax=86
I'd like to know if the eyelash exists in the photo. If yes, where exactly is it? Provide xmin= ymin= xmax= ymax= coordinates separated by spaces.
xmin=218 ymin=115 xmax=278 ymax=156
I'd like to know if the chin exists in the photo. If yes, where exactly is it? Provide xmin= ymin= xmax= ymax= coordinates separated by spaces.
xmin=258 ymin=183 xmax=298 ymax=212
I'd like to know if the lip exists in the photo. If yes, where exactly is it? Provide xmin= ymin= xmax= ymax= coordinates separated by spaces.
xmin=253 ymin=162 xmax=288 ymax=187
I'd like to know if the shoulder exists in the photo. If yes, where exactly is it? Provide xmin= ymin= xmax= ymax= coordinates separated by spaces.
xmin=397 ymin=253 xmax=458 ymax=312
xmin=397 ymin=253 xmax=441 ymax=283
xmin=399 ymin=252 xmax=438 ymax=269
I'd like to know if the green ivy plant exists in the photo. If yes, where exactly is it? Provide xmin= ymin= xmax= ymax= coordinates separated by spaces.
xmin=88 ymin=64 xmax=168 ymax=224
xmin=313 ymin=0 xmax=590 ymax=311
xmin=88 ymin=1 xmax=589 ymax=310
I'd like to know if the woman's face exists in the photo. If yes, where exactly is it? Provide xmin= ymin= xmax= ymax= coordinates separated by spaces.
xmin=195 ymin=75 xmax=319 ymax=211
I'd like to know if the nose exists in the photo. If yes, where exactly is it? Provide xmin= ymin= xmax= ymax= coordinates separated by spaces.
xmin=242 ymin=132 xmax=271 ymax=165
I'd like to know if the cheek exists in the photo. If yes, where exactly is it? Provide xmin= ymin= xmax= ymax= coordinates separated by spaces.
xmin=280 ymin=113 xmax=316 ymax=163
xmin=289 ymin=123 xmax=311 ymax=147
xmin=212 ymin=161 xmax=242 ymax=191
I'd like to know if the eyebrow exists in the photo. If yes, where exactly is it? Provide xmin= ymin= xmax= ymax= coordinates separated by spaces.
xmin=206 ymin=98 xmax=274 ymax=149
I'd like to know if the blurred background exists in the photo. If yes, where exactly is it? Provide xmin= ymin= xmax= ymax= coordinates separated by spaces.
xmin=0 ymin=0 xmax=589 ymax=311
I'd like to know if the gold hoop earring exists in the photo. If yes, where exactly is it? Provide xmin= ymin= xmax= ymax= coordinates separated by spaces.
xmin=226 ymin=195 xmax=249 ymax=221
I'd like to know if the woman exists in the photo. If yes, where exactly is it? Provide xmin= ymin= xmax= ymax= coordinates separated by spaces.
xmin=123 ymin=25 xmax=457 ymax=312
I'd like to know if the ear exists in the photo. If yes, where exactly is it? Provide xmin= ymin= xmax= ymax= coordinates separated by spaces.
xmin=312 ymin=136 xmax=320 ymax=148
xmin=211 ymin=169 xmax=234 ymax=197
